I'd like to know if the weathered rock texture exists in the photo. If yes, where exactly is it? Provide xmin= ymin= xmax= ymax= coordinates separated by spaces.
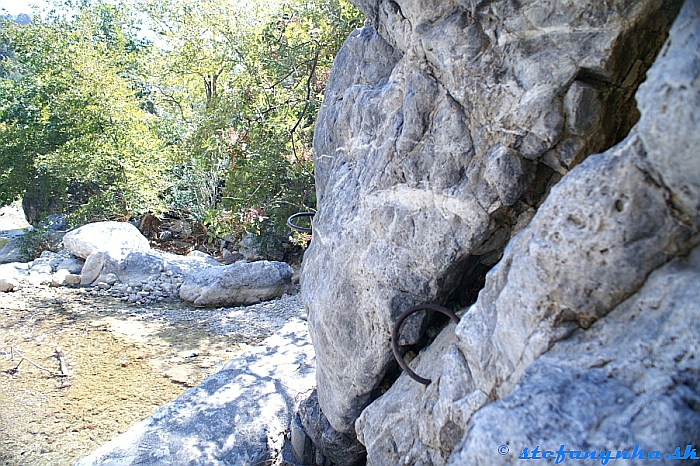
xmin=450 ymin=247 xmax=700 ymax=464
xmin=179 ymin=260 xmax=294 ymax=306
xmin=301 ymin=0 xmax=684 ymax=434
xmin=354 ymin=2 xmax=700 ymax=464
xmin=75 ymin=319 xmax=315 ymax=466
xmin=292 ymin=390 xmax=367 ymax=466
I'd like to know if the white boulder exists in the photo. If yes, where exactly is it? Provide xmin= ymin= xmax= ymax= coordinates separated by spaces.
xmin=62 ymin=221 xmax=150 ymax=259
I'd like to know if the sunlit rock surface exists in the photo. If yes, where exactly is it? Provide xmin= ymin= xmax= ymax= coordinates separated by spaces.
xmin=355 ymin=2 xmax=700 ymax=464
xmin=301 ymin=0 xmax=683 ymax=434
xmin=74 ymin=319 xmax=315 ymax=466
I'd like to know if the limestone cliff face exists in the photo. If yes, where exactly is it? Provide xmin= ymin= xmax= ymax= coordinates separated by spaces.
xmin=300 ymin=0 xmax=685 ymax=439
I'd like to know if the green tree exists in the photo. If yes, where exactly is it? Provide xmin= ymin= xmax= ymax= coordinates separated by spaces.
xmin=0 ymin=2 xmax=173 ymax=224
xmin=1 ymin=0 xmax=363 ymax=255
xmin=140 ymin=0 xmax=363 ymax=251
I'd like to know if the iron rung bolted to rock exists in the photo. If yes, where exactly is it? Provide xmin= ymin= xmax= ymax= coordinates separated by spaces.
xmin=392 ymin=304 xmax=461 ymax=385
xmin=287 ymin=212 xmax=315 ymax=233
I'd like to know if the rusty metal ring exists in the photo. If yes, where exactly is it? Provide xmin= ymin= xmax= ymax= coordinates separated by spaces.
xmin=287 ymin=212 xmax=315 ymax=233
xmin=392 ymin=304 xmax=461 ymax=385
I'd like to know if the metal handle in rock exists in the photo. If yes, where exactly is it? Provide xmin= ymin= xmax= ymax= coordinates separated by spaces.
xmin=391 ymin=304 xmax=461 ymax=385
xmin=287 ymin=212 xmax=315 ymax=233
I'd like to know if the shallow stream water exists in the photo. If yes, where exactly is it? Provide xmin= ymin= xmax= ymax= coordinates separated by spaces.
xmin=0 ymin=285 xmax=304 ymax=466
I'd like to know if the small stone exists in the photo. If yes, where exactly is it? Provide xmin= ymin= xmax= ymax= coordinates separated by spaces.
xmin=222 ymin=249 xmax=245 ymax=265
xmin=105 ymin=273 xmax=119 ymax=285
xmin=51 ymin=270 xmax=70 ymax=287
xmin=291 ymin=413 xmax=314 ymax=465
xmin=48 ymin=257 xmax=63 ymax=269
xmin=64 ymin=274 xmax=81 ymax=286
xmin=56 ymin=258 xmax=85 ymax=274
xmin=0 ymin=279 xmax=15 ymax=292
xmin=30 ymin=264 xmax=53 ymax=275
xmin=97 ymin=282 xmax=111 ymax=290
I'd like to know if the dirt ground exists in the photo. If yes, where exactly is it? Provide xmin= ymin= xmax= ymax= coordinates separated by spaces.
xmin=0 ymin=286 xmax=263 ymax=466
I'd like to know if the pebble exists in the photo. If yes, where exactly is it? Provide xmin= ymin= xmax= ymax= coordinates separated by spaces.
xmin=64 ymin=274 xmax=81 ymax=286
xmin=65 ymin=272 xmax=191 ymax=302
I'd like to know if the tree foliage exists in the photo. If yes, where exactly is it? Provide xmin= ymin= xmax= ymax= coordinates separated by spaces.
xmin=141 ymin=0 xmax=363 ymax=249
xmin=0 ymin=0 xmax=363 ymax=252
xmin=0 ymin=4 xmax=173 ymax=224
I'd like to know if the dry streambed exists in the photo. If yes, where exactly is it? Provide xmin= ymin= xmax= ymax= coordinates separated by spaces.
xmin=0 ymin=285 xmax=304 ymax=466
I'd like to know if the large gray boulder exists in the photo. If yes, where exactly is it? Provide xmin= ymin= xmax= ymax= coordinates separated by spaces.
xmin=179 ymin=260 xmax=294 ymax=307
xmin=80 ymin=248 xmax=217 ymax=286
xmin=635 ymin=2 xmax=700 ymax=225
xmin=355 ymin=2 xmax=700 ymax=464
xmin=74 ymin=318 xmax=315 ymax=466
xmin=63 ymin=221 xmax=150 ymax=259
xmin=301 ymin=0 xmax=683 ymax=433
